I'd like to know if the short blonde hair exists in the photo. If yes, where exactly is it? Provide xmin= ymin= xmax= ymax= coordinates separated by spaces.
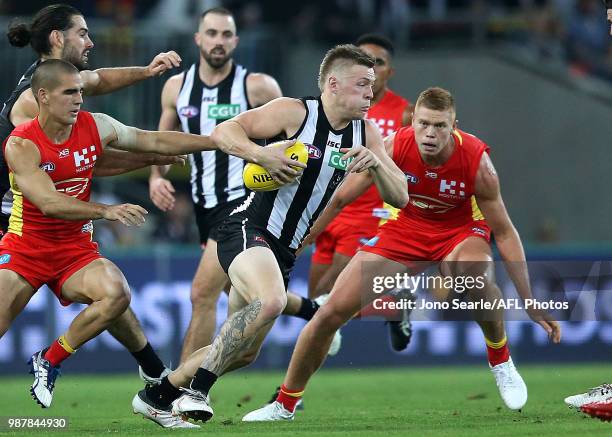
xmin=318 ymin=44 xmax=375 ymax=92
xmin=415 ymin=87 xmax=455 ymax=114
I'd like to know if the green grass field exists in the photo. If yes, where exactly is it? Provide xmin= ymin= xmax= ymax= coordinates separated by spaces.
xmin=0 ymin=365 xmax=611 ymax=436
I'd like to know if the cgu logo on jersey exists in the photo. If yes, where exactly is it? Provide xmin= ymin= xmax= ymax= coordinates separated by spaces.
xmin=73 ymin=145 xmax=98 ymax=172
xmin=328 ymin=151 xmax=354 ymax=171
xmin=40 ymin=162 xmax=56 ymax=173
xmin=305 ymin=143 xmax=322 ymax=159
xmin=439 ymin=179 xmax=465 ymax=198
xmin=54 ymin=178 xmax=89 ymax=198
xmin=208 ymin=104 xmax=240 ymax=120
xmin=179 ymin=105 xmax=200 ymax=118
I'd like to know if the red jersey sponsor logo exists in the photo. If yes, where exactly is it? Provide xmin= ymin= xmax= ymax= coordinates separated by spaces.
xmin=55 ymin=178 xmax=90 ymax=198
xmin=59 ymin=148 xmax=70 ymax=158
xmin=439 ymin=179 xmax=466 ymax=199
xmin=73 ymin=145 xmax=98 ymax=172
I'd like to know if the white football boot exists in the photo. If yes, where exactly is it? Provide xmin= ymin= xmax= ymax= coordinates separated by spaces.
xmin=490 ymin=358 xmax=528 ymax=410
xmin=171 ymin=387 xmax=214 ymax=423
xmin=132 ymin=389 xmax=199 ymax=428
xmin=564 ymin=384 xmax=612 ymax=410
xmin=243 ymin=401 xmax=295 ymax=422
xmin=28 ymin=350 xmax=61 ymax=408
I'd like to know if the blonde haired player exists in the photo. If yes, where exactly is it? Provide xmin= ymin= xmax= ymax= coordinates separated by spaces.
xmin=244 ymin=87 xmax=561 ymax=421
xmin=132 ymin=44 xmax=408 ymax=428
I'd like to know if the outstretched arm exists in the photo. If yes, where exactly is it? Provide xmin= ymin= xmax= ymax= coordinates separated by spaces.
xmin=4 ymin=137 xmax=146 ymax=225
xmin=93 ymin=112 xmax=216 ymax=155
xmin=475 ymin=152 xmax=561 ymax=343
xmin=93 ymin=149 xmax=185 ymax=177
xmin=80 ymin=51 xmax=182 ymax=96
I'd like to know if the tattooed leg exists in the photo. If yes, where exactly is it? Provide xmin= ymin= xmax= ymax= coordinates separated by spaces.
xmin=169 ymin=247 xmax=287 ymax=394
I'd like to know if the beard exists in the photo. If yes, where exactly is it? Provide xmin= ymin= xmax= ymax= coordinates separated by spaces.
xmin=62 ymin=45 xmax=89 ymax=71
xmin=202 ymin=47 xmax=234 ymax=69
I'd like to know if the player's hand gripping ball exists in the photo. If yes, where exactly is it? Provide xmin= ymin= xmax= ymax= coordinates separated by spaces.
xmin=243 ymin=141 xmax=309 ymax=191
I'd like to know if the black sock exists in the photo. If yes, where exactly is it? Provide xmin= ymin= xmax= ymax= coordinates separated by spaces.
xmin=131 ymin=342 xmax=165 ymax=378
xmin=191 ymin=368 xmax=218 ymax=395
xmin=294 ymin=297 xmax=320 ymax=321
xmin=145 ymin=376 xmax=182 ymax=409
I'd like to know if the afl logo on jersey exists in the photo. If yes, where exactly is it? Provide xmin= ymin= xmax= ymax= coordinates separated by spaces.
xmin=305 ymin=143 xmax=322 ymax=159
xmin=40 ymin=162 xmax=56 ymax=173
xmin=404 ymin=172 xmax=419 ymax=184
xmin=179 ymin=105 xmax=200 ymax=118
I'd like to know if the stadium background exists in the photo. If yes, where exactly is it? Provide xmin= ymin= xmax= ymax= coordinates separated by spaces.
xmin=0 ymin=0 xmax=611 ymax=376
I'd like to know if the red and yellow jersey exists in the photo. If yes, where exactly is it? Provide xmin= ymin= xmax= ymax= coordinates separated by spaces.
xmin=333 ymin=89 xmax=410 ymax=228
xmin=391 ymin=126 xmax=488 ymax=228
xmin=2 ymin=111 xmax=103 ymax=241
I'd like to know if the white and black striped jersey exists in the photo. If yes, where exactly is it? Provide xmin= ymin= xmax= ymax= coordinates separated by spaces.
xmin=176 ymin=62 xmax=251 ymax=208
xmin=0 ymin=60 xmax=41 ymax=226
xmin=234 ymin=96 xmax=366 ymax=250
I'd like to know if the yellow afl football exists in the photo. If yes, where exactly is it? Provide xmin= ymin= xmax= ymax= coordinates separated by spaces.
xmin=243 ymin=141 xmax=309 ymax=192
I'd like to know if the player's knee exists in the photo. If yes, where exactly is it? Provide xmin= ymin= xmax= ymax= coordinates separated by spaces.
xmin=257 ymin=293 xmax=287 ymax=322
xmin=313 ymin=303 xmax=347 ymax=332
xmin=101 ymin=280 xmax=131 ymax=316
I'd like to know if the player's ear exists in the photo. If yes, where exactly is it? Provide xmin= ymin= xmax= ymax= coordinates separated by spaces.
xmin=49 ymin=30 xmax=64 ymax=50
xmin=38 ymin=88 xmax=48 ymax=106
xmin=328 ymin=76 xmax=338 ymax=94
xmin=194 ymin=32 xmax=201 ymax=47
xmin=389 ymin=66 xmax=395 ymax=78
xmin=234 ymin=35 xmax=240 ymax=47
